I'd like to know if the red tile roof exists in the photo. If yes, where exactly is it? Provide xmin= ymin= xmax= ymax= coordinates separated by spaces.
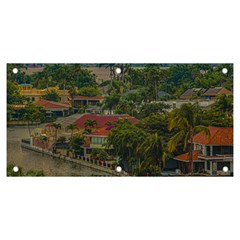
xmin=174 ymin=150 xmax=201 ymax=162
xmin=193 ymin=126 xmax=233 ymax=145
xmin=73 ymin=95 xmax=104 ymax=100
xmin=34 ymin=99 xmax=70 ymax=109
xmin=74 ymin=114 xmax=138 ymax=128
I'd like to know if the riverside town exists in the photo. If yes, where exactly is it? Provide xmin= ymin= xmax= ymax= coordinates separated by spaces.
xmin=7 ymin=64 xmax=233 ymax=176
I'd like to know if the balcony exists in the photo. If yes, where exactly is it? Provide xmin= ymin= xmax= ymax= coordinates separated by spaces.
xmin=198 ymin=154 xmax=233 ymax=161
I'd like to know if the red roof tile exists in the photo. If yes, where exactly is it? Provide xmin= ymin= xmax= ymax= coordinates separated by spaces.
xmin=74 ymin=114 xmax=138 ymax=128
xmin=193 ymin=126 xmax=233 ymax=145
xmin=34 ymin=99 xmax=70 ymax=109
xmin=73 ymin=95 xmax=104 ymax=100
xmin=174 ymin=150 xmax=201 ymax=162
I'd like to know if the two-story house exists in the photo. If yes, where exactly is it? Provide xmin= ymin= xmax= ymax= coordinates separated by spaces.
xmin=173 ymin=126 xmax=233 ymax=175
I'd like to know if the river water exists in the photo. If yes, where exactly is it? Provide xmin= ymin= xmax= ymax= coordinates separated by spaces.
xmin=7 ymin=125 xmax=110 ymax=176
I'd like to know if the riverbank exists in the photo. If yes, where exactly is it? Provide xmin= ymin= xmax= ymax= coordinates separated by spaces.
xmin=21 ymin=142 xmax=128 ymax=176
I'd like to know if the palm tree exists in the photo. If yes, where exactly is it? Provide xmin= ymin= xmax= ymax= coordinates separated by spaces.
xmin=144 ymin=65 xmax=161 ymax=101
xmin=214 ymin=94 xmax=233 ymax=116
xmin=84 ymin=119 xmax=97 ymax=131
xmin=137 ymin=133 xmax=166 ymax=175
xmin=66 ymin=123 xmax=79 ymax=138
xmin=52 ymin=123 xmax=61 ymax=141
xmin=102 ymin=94 xmax=120 ymax=114
xmin=168 ymin=103 xmax=210 ymax=175
xmin=69 ymin=82 xmax=77 ymax=107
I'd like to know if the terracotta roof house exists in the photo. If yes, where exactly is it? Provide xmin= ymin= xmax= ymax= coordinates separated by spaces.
xmin=73 ymin=114 xmax=138 ymax=157
xmin=83 ymin=128 xmax=111 ymax=157
xmin=34 ymin=99 xmax=71 ymax=117
xmin=74 ymin=114 xmax=138 ymax=129
xmin=173 ymin=126 xmax=233 ymax=175
xmin=180 ymin=88 xmax=206 ymax=99
xmin=202 ymin=87 xmax=233 ymax=99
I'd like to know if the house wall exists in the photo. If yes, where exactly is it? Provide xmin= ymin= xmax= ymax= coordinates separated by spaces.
xmin=205 ymin=160 xmax=233 ymax=175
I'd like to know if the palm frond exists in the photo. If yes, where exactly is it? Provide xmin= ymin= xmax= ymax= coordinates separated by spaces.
xmin=168 ymin=130 xmax=185 ymax=152
xmin=194 ymin=125 xmax=211 ymax=140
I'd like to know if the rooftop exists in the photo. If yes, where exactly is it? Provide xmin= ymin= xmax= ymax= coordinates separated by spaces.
xmin=74 ymin=114 xmax=138 ymax=128
xmin=180 ymin=88 xmax=206 ymax=98
xmin=34 ymin=99 xmax=70 ymax=109
xmin=73 ymin=95 xmax=104 ymax=100
xmin=174 ymin=150 xmax=201 ymax=162
xmin=193 ymin=126 xmax=233 ymax=145
xmin=202 ymin=87 xmax=233 ymax=96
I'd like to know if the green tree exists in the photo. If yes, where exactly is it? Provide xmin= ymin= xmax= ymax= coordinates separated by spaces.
xmin=107 ymin=119 xmax=147 ymax=173
xmin=7 ymin=64 xmax=27 ymax=83
xmin=144 ymin=65 xmax=161 ymax=101
xmin=78 ymin=86 xmax=100 ymax=96
xmin=137 ymin=133 xmax=166 ymax=175
xmin=137 ymin=102 xmax=170 ymax=119
xmin=115 ymin=99 xmax=136 ymax=116
xmin=70 ymin=135 xmax=85 ymax=156
xmin=7 ymin=80 xmax=24 ymax=104
xmin=168 ymin=104 xmax=210 ymax=174
xmin=21 ymin=104 xmax=45 ymax=133
xmin=199 ymin=109 xmax=233 ymax=127
xmin=91 ymin=148 xmax=109 ymax=161
xmin=43 ymin=90 xmax=60 ymax=102
xmin=212 ymin=94 xmax=233 ymax=116
xmin=66 ymin=124 xmax=79 ymax=138
xmin=102 ymin=94 xmax=120 ymax=114
xmin=84 ymin=119 xmax=97 ymax=131
xmin=136 ymin=113 xmax=172 ymax=146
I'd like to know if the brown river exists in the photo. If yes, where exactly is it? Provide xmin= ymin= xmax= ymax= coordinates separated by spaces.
xmin=7 ymin=125 xmax=111 ymax=176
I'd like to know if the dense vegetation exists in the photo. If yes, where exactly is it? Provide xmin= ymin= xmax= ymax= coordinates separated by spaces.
xmin=7 ymin=64 xmax=233 ymax=175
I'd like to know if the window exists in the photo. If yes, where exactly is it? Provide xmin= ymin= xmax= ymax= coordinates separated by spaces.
xmin=213 ymin=146 xmax=221 ymax=156
xmin=222 ymin=146 xmax=233 ymax=155
xmin=217 ymin=162 xmax=231 ymax=171
xmin=195 ymin=144 xmax=202 ymax=151
xmin=206 ymin=146 xmax=210 ymax=156
xmin=92 ymin=137 xmax=107 ymax=145
xmin=213 ymin=146 xmax=233 ymax=155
